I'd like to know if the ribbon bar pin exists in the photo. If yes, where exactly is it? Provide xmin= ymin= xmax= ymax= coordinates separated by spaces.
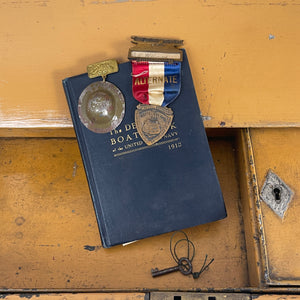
xmin=128 ymin=36 xmax=183 ymax=63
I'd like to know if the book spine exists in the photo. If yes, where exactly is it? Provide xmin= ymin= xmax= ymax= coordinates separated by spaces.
xmin=62 ymin=79 xmax=111 ymax=248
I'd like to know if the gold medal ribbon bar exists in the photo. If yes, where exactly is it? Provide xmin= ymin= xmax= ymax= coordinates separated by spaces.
xmin=128 ymin=36 xmax=183 ymax=63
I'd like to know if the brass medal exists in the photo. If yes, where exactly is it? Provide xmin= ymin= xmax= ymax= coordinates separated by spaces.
xmin=135 ymin=104 xmax=173 ymax=146
xmin=78 ymin=59 xmax=125 ymax=133
xmin=129 ymin=36 xmax=183 ymax=145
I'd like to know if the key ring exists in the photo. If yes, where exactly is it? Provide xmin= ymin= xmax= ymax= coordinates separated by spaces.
xmin=170 ymin=231 xmax=195 ymax=264
xmin=169 ymin=231 xmax=214 ymax=279
xmin=178 ymin=257 xmax=193 ymax=275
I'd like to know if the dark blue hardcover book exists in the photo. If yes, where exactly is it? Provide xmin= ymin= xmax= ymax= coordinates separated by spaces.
xmin=62 ymin=50 xmax=226 ymax=248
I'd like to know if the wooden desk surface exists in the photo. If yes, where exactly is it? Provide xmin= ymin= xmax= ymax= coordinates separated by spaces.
xmin=0 ymin=137 xmax=248 ymax=291
xmin=1 ymin=0 xmax=300 ymax=294
xmin=0 ymin=0 xmax=300 ymax=129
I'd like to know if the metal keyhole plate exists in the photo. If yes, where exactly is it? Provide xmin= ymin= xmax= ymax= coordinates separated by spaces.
xmin=260 ymin=170 xmax=294 ymax=219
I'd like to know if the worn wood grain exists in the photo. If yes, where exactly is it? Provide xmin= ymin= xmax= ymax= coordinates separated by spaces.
xmin=0 ymin=0 xmax=300 ymax=129
xmin=0 ymin=137 xmax=248 ymax=291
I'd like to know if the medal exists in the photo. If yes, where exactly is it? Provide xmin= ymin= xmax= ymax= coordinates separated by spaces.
xmin=128 ymin=36 xmax=183 ymax=145
xmin=78 ymin=59 xmax=125 ymax=133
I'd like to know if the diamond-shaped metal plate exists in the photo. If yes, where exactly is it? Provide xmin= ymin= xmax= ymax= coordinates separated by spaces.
xmin=260 ymin=170 xmax=294 ymax=218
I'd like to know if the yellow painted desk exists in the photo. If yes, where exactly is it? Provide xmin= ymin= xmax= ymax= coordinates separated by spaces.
xmin=0 ymin=0 xmax=300 ymax=130
xmin=0 ymin=0 xmax=299 ymax=298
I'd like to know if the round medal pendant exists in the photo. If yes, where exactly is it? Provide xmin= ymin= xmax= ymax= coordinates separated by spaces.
xmin=78 ymin=81 xmax=125 ymax=133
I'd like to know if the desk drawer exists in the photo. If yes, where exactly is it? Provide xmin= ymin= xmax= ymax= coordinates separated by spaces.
xmin=0 ymin=129 xmax=299 ymax=292
xmin=0 ymin=132 xmax=246 ymax=291
xmin=249 ymin=128 xmax=300 ymax=286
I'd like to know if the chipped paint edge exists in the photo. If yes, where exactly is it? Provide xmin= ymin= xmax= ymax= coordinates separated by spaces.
xmin=0 ymin=109 xmax=73 ymax=128
xmin=1 ymin=116 xmax=300 ymax=129
xmin=237 ymin=129 xmax=264 ymax=287
xmin=1 ymin=108 xmax=300 ymax=129
xmin=245 ymin=128 xmax=271 ymax=285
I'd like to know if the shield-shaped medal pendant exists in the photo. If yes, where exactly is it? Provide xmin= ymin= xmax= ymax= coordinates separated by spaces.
xmin=135 ymin=104 xmax=173 ymax=146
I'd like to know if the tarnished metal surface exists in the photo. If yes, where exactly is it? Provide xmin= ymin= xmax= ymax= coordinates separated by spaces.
xmin=128 ymin=36 xmax=183 ymax=62
xmin=78 ymin=81 xmax=125 ymax=133
xmin=87 ymin=59 xmax=119 ymax=80
xmin=260 ymin=170 xmax=294 ymax=219
xmin=151 ymin=257 xmax=193 ymax=278
xmin=135 ymin=104 xmax=173 ymax=145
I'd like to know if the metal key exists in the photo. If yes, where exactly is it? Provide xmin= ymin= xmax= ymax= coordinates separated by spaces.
xmin=151 ymin=257 xmax=193 ymax=277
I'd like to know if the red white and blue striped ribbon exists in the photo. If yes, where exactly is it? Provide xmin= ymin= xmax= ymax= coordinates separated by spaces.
xmin=131 ymin=61 xmax=181 ymax=107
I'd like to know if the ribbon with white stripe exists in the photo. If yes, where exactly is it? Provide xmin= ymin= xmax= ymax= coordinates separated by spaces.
xmin=132 ymin=61 xmax=181 ymax=107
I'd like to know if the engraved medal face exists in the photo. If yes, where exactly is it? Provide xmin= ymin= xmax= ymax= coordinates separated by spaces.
xmin=135 ymin=104 xmax=173 ymax=146
xmin=78 ymin=81 xmax=125 ymax=133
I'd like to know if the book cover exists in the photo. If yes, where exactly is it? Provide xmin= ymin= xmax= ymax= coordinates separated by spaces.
xmin=62 ymin=50 xmax=227 ymax=248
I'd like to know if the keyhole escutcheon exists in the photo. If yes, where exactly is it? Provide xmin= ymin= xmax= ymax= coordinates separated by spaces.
xmin=273 ymin=187 xmax=281 ymax=204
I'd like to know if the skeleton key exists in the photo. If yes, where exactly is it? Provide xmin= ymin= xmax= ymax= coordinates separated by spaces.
xmin=151 ymin=257 xmax=193 ymax=277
